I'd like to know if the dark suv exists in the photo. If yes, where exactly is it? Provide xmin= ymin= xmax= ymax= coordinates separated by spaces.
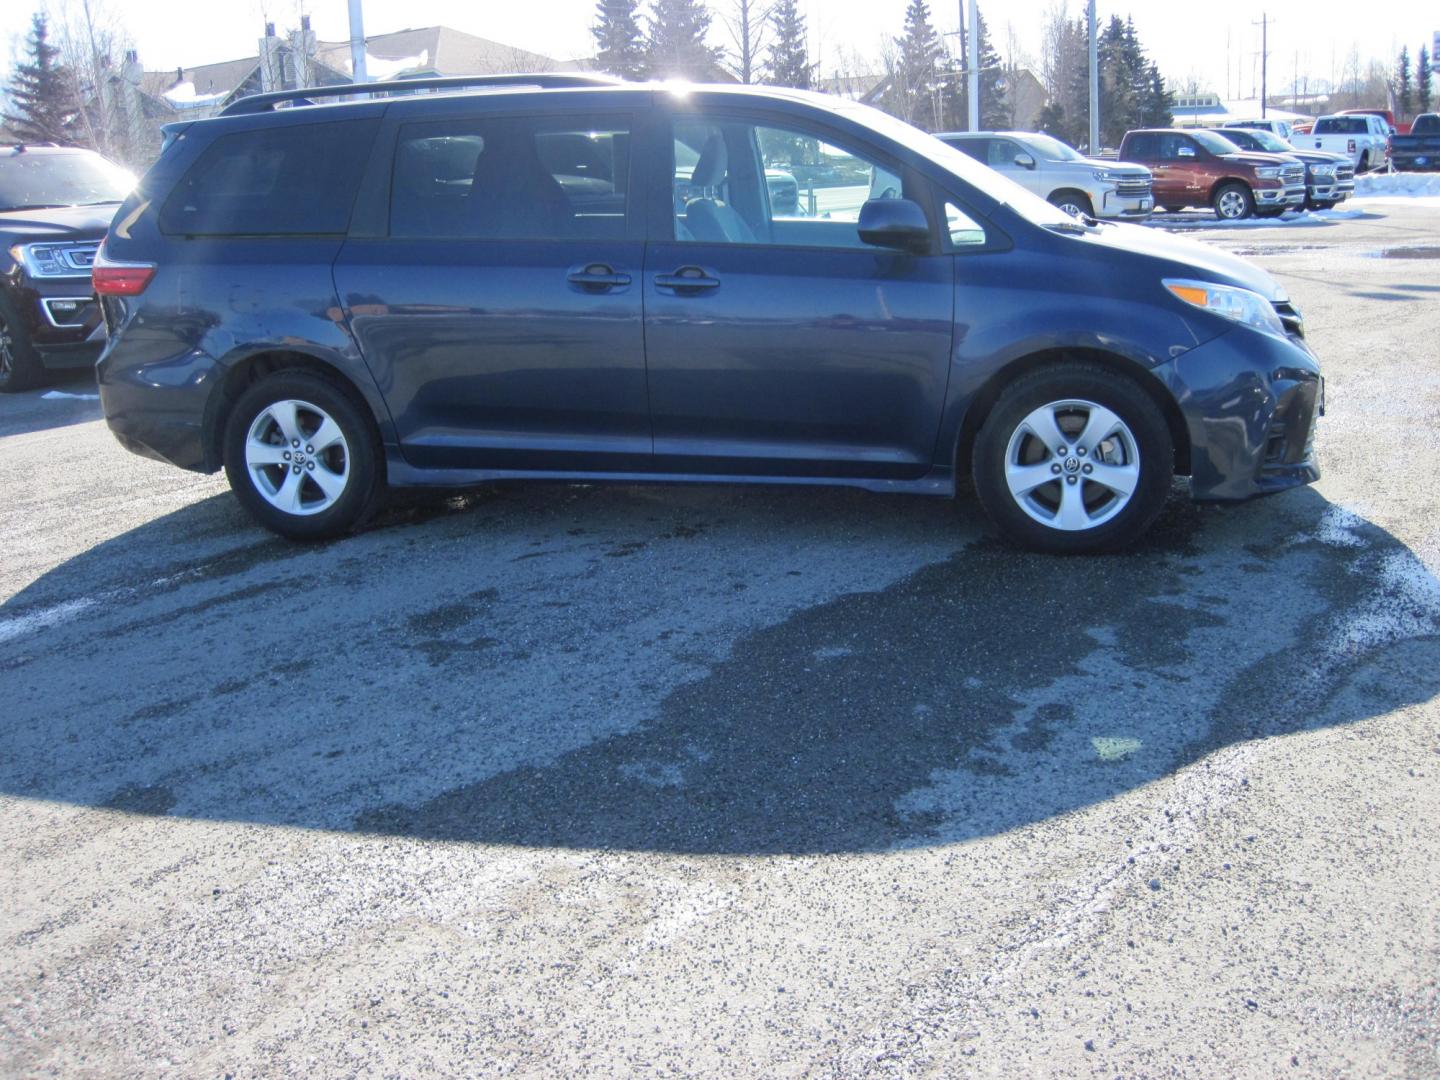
xmin=96 ymin=75 xmax=1324 ymax=553
xmin=1 ymin=145 xmax=134 ymax=391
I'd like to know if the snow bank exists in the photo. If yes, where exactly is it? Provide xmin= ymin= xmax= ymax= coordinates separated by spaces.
xmin=1353 ymin=171 xmax=1440 ymax=198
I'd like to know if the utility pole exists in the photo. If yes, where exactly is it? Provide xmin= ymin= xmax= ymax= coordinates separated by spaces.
xmin=349 ymin=0 xmax=368 ymax=83
xmin=1087 ymin=0 xmax=1098 ymax=153
xmin=967 ymin=0 xmax=979 ymax=131
xmin=1252 ymin=12 xmax=1269 ymax=117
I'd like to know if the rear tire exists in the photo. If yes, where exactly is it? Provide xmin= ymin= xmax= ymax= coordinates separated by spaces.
xmin=971 ymin=364 xmax=1174 ymax=554
xmin=0 ymin=295 xmax=45 ymax=393
xmin=1212 ymin=182 xmax=1255 ymax=220
xmin=1357 ymin=151 xmax=1371 ymax=173
xmin=223 ymin=370 xmax=385 ymax=541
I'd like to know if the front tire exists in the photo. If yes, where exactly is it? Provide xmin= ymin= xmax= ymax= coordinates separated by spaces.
xmin=223 ymin=371 xmax=384 ymax=540
xmin=1357 ymin=151 xmax=1371 ymax=173
xmin=1212 ymin=182 xmax=1255 ymax=220
xmin=1048 ymin=189 xmax=1095 ymax=219
xmin=971 ymin=364 xmax=1174 ymax=554
xmin=0 ymin=295 xmax=45 ymax=393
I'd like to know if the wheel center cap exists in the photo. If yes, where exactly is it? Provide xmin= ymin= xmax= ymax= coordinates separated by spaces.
xmin=1063 ymin=457 xmax=1080 ymax=473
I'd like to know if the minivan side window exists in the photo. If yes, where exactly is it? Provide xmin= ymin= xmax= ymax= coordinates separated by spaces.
xmin=671 ymin=117 xmax=921 ymax=250
xmin=389 ymin=114 xmax=631 ymax=240
xmin=159 ymin=119 xmax=379 ymax=237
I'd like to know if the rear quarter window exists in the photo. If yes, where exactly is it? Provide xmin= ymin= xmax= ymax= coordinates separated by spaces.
xmin=159 ymin=119 xmax=379 ymax=236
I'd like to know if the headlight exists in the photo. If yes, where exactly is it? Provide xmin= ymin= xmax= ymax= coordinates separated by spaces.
xmin=1164 ymin=278 xmax=1288 ymax=340
xmin=1254 ymin=166 xmax=1282 ymax=180
xmin=1092 ymin=169 xmax=1116 ymax=182
xmin=8 ymin=241 xmax=99 ymax=279
xmin=1310 ymin=164 xmax=1336 ymax=177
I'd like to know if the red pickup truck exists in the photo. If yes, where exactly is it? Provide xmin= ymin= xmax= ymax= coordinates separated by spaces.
xmin=1117 ymin=128 xmax=1307 ymax=220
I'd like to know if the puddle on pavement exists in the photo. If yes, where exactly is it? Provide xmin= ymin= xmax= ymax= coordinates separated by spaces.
xmin=1369 ymin=246 xmax=1440 ymax=259
xmin=1224 ymin=244 xmax=1331 ymax=256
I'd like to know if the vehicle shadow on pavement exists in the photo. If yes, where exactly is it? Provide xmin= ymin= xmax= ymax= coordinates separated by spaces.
xmin=2 ymin=483 xmax=1438 ymax=854
xmin=0 ymin=373 xmax=102 ymax=439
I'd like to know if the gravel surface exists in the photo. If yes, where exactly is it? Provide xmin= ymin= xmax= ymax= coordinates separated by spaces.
xmin=2 ymin=203 xmax=1438 ymax=1078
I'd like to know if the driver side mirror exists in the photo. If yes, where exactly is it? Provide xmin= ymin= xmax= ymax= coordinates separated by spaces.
xmin=857 ymin=198 xmax=931 ymax=254
xmin=1014 ymin=153 xmax=1036 ymax=170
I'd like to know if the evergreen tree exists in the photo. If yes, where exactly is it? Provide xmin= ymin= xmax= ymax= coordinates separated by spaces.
xmin=1396 ymin=46 xmax=1413 ymax=121
xmin=1139 ymin=62 xmax=1174 ymax=128
xmin=1418 ymin=45 xmax=1433 ymax=115
xmin=974 ymin=10 xmax=1009 ymax=129
xmin=645 ymin=0 xmax=725 ymax=81
xmin=2 ymin=13 xmax=80 ymax=146
xmin=592 ymin=0 xmax=648 ymax=80
xmin=765 ymin=0 xmax=811 ymax=89
xmin=886 ymin=0 xmax=944 ymax=131
xmin=1035 ymin=100 xmax=1066 ymax=136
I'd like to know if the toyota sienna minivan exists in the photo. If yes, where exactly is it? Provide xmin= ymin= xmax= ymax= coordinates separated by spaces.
xmin=95 ymin=74 xmax=1323 ymax=553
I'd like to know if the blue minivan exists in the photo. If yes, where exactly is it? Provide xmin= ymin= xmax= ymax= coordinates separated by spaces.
xmin=95 ymin=75 xmax=1322 ymax=552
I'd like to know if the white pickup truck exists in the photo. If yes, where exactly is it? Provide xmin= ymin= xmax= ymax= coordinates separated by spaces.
xmin=1306 ymin=114 xmax=1390 ymax=172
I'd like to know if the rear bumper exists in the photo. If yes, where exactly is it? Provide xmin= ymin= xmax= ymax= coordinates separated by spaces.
xmin=97 ymin=343 xmax=218 ymax=473
xmin=1155 ymin=327 xmax=1323 ymax=502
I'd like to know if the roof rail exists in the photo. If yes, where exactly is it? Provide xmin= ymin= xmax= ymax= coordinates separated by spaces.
xmin=220 ymin=72 xmax=624 ymax=117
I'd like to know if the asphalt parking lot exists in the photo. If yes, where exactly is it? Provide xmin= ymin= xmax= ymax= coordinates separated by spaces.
xmin=3 ymin=201 xmax=1439 ymax=1077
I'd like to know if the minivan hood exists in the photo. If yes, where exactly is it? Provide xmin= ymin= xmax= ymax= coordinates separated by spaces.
xmin=1067 ymin=220 xmax=1282 ymax=299
xmin=0 ymin=203 xmax=118 ymax=239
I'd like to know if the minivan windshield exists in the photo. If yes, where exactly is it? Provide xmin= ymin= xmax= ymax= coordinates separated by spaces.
xmin=837 ymin=100 xmax=1077 ymax=226
xmin=0 ymin=148 xmax=134 ymax=211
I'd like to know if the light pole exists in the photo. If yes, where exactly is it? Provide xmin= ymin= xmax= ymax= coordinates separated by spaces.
xmin=349 ymin=0 xmax=368 ymax=83
xmin=967 ymin=0 xmax=980 ymax=131
xmin=1087 ymin=0 xmax=1099 ymax=153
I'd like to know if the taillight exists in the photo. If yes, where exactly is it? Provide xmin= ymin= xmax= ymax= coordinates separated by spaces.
xmin=91 ymin=242 xmax=156 ymax=297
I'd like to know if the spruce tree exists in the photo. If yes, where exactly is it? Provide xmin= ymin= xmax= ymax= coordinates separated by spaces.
xmin=888 ymin=0 xmax=943 ymax=131
xmin=766 ymin=0 xmax=812 ymax=89
xmin=645 ymin=0 xmax=725 ymax=81
xmin=593 ymin=0 xmax=648 ymax=80
xmin=1418 ymin=46 xmax=1433 ymax=115
xmin=2 ymin=13 xmax=80 ymax=146
xmin=1396 ymin=47 xmax=1413 ymax=121
xmin=974 ymin=10 xmax=1009 ymax=129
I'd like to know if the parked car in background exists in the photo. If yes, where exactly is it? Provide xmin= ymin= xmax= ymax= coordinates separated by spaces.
xmin=0 ymin=145 xmax=133 ymax=392
xmin=1389 ymin=114 xmax=1440 ymax=171
xmin=1225 ymin=118 xmax=1295 ymax=141
xmin=1217 ymin=126 xmax=1354 ymax=209
xmin=1335 ymin=108 xmax=1407 ymax=136
xmin=1118 ymin=128 xmax=1306 ymax=219
xmin=96 ymin=75 xmax=1323 ymax=553
xmin=1307 ymin=114 xmax=1391 ymax=173
xmin=935 ymin=130 xmax=1154 ymax=220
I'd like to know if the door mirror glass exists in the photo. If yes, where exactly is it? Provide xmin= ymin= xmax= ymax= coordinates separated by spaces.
xmin=1014 ymin=153 xmax=1036 ymax=169
xmin=857 ymin=198 xmax=931 ymax=253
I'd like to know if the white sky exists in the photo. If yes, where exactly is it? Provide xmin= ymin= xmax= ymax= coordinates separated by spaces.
xmin=2 ymin=0 xmax=1437 ymax=100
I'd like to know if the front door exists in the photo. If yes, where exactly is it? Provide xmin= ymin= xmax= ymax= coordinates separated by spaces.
xmin=335 ymin=108 xmax=650 ymax=471
xmin=642 ymin=111 xmax=955 ymax=479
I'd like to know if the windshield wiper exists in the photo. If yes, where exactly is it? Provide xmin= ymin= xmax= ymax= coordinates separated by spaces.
xmin=1043 ymin=220 xmax=1090 ymax=235
xmin=76 ymin=199 xmax=123 ymax=206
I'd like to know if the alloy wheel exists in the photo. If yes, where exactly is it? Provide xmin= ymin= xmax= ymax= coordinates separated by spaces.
xmin=1003 ymin=399 xmax=1141 ymax=531
xmin=244 ymin=399 xmax=351 ymax=516
xmin=1216 ymin=190 xmax=1248 ymax=219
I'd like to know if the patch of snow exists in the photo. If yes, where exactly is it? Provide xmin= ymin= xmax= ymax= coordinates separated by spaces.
xmin=0 ymin=597 xmax=97 ymax=645
xmin=1353 ymin=171 xmax=1440 ymax=198
xmin=163 ymin=81 xmax=228 ymax=107
xmin=349 ymin=49 xmax=430 ymax=81
xmin=41 ymin=390 xmax=99 ymax=401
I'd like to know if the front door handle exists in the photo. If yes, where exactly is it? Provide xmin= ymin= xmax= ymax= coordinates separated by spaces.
xmin=567 ymin=263 xmax=632 ymax=292
xmin=655 ymin=265 xmax=720 ymax=293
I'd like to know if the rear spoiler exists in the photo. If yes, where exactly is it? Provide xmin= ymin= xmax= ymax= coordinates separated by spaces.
xmin=219 ymin=73 xmax=624 ymax=117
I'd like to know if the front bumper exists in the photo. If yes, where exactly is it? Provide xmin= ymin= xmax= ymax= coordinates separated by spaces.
xmin=1098 ymin=187 xmax=1153 ymax=219
xmin=1154 ymin=325 xmax=1323 ymax=501
xmin=5 ymin=276 xmax=105 ymax=369
xmin=1255 ymin=182 xmax=1307 ymax=208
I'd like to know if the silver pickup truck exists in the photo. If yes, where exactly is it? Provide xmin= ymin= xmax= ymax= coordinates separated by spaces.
xmin=936 ymin=131 xmax=1154 ymax=220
